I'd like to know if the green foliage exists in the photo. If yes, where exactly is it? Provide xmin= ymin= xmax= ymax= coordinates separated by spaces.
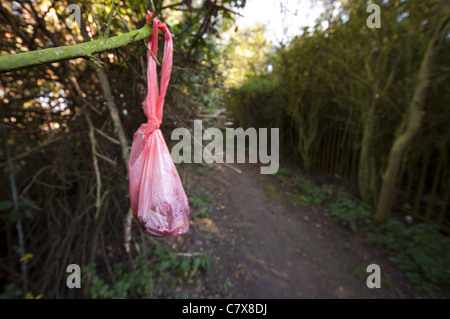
xmin=217 ymin=277 xmax=234 ymax=295
xmin=225 ymin=76 xmax=277 ymax=129
xmin=328 ymin=188 xmax=372 ymax=232
xmin=0 ymin=0 xmax=245 ymax=298
xmin=84 ymin=244 xmax=212 ymax=299
xmin=327 ymin=188 xmax=450 ymax=297
xmin=353 ymin=265 xmax=394 ymax=289
xmin=0 ymin=283 xmax=22 ymax=299
xmin=0 ymin=200 xmax=35 ymax=223
xmin=12 ymin=201 xmax=34 ymax=223
xmin=221 ymin=23 xmax=273 ymax=88
xmin=292 ymin=176 xmax=333 ymax=206
xmin=274 ymin=167 xmax=291 ymax=184
xmin=268 ymin=167 xmax=333 ymax=206
xmin=83 ymin=255 xmax=153 ymax=299
xmin=175 ymin=292 xmax=190 ymax=299
xmin=367 ymin=222 xmax=450 ymax=297
xmin=264 ymin=184 xmax=282 ymax=198
xmin=189 ymin=191 xmax=214 ymax=218
xmin=225 ymin=0 xmax=450 ymax=223
xmin=0 ymin=201 xmax=13 ymax=211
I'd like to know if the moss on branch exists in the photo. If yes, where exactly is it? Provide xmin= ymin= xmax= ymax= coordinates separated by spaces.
xmin=0 ymin=24 xmax=152 ymax=73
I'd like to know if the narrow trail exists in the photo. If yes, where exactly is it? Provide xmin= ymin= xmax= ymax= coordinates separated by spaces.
xmin=190 ymin=163 xmax=422 ymax=299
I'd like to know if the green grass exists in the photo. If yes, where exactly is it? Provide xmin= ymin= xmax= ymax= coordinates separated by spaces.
xmin=264 ymin=184 xmax=282 ymax=198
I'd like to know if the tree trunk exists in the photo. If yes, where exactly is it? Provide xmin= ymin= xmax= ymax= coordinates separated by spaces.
xmin=376 ymin=5 xmax=449 ymax=222
xmin=358 ymin=98 xmax=377 ymax=204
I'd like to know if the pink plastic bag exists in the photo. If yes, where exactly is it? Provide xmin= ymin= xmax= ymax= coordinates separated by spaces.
xmin=129 ymin=12 xmax=189 ymax=236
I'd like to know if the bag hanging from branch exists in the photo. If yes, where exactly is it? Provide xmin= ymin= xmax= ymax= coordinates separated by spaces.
xmin=129 ymin=12 xmax=189 ymax=236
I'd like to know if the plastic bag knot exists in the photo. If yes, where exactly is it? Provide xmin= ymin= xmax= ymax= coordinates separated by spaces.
xmin=142 ymin=115 xmax=160 ymax=135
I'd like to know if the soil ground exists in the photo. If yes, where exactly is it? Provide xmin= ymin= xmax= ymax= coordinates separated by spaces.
xmin=165 ymin=162 xmax=437 ymax=299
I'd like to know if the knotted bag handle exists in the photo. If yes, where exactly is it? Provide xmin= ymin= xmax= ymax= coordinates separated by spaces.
xmin=143 ymin=11 xmax=173 ymax=132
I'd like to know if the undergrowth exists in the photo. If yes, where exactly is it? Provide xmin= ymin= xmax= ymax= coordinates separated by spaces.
xmin=189 ymin=191 xmax=214 ymax=218
xmin=80 ymin=171 xmax=217 ymax=299
xmin=272 ymin=168 xmax=333 ymax=206
xmin=83 ymin=243 xmax=212 ymax=299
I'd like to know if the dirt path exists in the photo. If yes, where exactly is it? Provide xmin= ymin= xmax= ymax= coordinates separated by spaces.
xmin=182 ymin=163 xmax=424 ymax=299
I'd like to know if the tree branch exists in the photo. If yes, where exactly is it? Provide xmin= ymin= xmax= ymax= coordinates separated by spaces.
xmin=0 ymin=24 xmax=152 ymax=73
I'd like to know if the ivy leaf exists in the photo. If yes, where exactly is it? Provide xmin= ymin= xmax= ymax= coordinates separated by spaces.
xmin=0 ymin=201 xmax=13 ymax=211
xmin=24 ymin=209 xmax=33 ymax=219
xmin=9 ymin=207 xmax=22 ymax=223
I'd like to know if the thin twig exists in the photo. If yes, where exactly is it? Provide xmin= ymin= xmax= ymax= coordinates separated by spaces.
xmin=82 ymin=108 xmax=102 ymax=220
xmin=1 ymin=104 xmax=28 ymax=295
xmin=177 ymin=252 xmax=203 ymax=257
xmin=123 ymin=207 xmax=133 ymax=254
xmin=94 ymin=127 xmax=121 ymax=145
xmin=216 ymin=4 xmax=243 ymax=17
xmin=143 ymin=40 xmax=161 ymax=66
xmin=90 ymin=9 xmax=102 ymax=36
xmin=115 ymin=5 xmax=130 ymax=32
xmin=94 ymin=151 xmax=117 ymax=165
xmin=88 ymin=54 xmax=104 ymax=71
xmin=216 ymin=162 xmax=242 ymax=174
xmin=103 ymin=2 xmax=117 ymax=39
xmin=148 ymin=0 xmax=155 ymax=12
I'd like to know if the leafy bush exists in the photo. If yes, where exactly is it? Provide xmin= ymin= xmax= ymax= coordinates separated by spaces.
xmin=225 ymin=76 xmax=277 ymax=129
xmin=328 ymin=188 xmax=372 ymax=232
xmin=292 ymin=176 xmax=333 ymax=206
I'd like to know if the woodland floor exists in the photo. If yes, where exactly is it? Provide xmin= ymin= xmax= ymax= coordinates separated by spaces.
xmin=158 ymin=162 xmax=439 ymax=299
